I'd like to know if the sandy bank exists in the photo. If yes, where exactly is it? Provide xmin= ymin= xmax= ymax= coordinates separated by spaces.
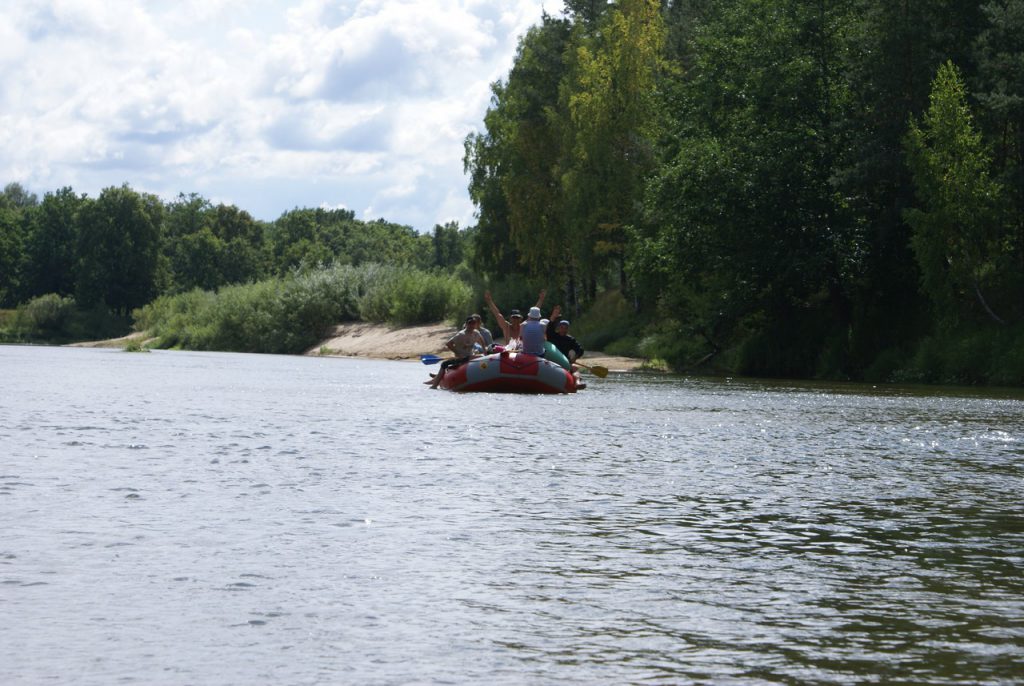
xmin=309 ymin=321 xmax=649 ymax=372
xmin=69 ymin=331 xmax=155 ymax=348
xmin=72 ymin=321 xmax=650 ymax=371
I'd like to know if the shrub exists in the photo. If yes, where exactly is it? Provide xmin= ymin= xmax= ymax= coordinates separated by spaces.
xmin=390 ymin=271 xmax=472 ymax=325
xmin=893 ymin=324 xmax=1024 ymax=386
xmin=604 ymin=335 xmax=641 ymax=357
xmin=572 ymin=290 xmax=642 ymax=353
xmin=357 ymin=265 xmax=402 ymax=322
xmin=15 ymin=293 xmax=76 ymax=336
xmin=134 ymin=263 xmax=472 ymax=354
xmin=862 ymin=346 xmax=910 ymax=383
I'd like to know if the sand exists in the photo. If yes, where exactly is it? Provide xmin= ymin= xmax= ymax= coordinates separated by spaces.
xmin=309 ymin=322 xmax=648 ymax=371
xmin=72 ymin=321 xmax=649 ymax=371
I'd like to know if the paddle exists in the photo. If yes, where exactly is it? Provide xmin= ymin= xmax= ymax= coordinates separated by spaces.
xmin=419 ymin=354 xmax=447 ymax=365
xmin=574 ymin=360 xmax=609 ymax=378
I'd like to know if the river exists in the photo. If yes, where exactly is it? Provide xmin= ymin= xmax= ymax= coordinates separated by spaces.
xmin=2 ymin=345 xmax=1022 ymax=684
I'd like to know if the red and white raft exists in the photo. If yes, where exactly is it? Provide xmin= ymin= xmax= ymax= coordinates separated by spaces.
xmin=439 ymin=351 xmax=577 ymax=394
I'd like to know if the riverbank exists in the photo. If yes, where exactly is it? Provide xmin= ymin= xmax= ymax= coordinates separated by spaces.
xmin=309 ymin=322 xmax=649 ymax=371
xmin=72 ymin=322 xmax=651 ymax=372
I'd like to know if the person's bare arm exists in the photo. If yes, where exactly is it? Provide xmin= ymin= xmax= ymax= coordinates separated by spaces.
xmin=484 ymin=291 xmax=511 ymax=340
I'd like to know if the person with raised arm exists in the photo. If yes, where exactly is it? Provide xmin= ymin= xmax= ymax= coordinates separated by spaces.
xmin=546 ymin=305 xmax=584 ymax=364
xmin=484 ymin=289 xmax=545 ymax=352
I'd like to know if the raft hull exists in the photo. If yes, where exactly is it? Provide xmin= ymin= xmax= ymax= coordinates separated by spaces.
xmin=439 ymin=351 xmax=577 ymax=394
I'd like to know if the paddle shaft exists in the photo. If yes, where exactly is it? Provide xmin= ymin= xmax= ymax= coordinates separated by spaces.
xmin=573 ymin=360 xmax=609 ymax=378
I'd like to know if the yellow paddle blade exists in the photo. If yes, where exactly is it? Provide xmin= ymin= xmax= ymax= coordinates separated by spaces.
xmin=576 ymin=362 xmax=609 ymax=378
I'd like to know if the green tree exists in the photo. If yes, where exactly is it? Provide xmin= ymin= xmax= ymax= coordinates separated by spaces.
xmin=974 ymin=0 xmax=1024 ymax=319
xmin=464 ymin=14 xmax=572 ymax=280
xmin=0 ymin=203 xmax=22 ymax=307
xmin=164 ymin=195 xmax=267 ymax=291
xmin=22 ymin=187 xmax=85 ymax=299
xmin=905 ymin=61 xmax=1010 ymax=327
xmin=1 ymin=182 xmax=38 ymax=210
xmin=172 ymin=227 xmax=223 ymax=292
xmin=560 ymin=0 xmax=667 ymax=298
xmin=267 ymin=208 xmax=430 ymax=273
xmin=464 ymin=103 xmax=519 ymax=277
xmin=76 ymin=184 xmax=164 ymax=315
xmin=562 ymin=0 xmax=609 ymax=28
xmin=268 ymin=209 xmax=332 ymax=271
xmin=839 ymin=0 xmax=988 ymax=367
xmin=0 ymin=183 xmax=38 ymax=305
xmin=637 ymin=0 xmax=862 ymax=375
xmin=431 ymin=221 xmax=464 ymax=269
xmin=164 ymin=193 xmax=216 ymax=292
xmin=501 ymin=16 xmax=573 ymax=279
xmin=214 ymin=204 xmax=266 ymax=286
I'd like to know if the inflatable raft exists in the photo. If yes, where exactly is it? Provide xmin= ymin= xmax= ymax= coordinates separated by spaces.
xmin=439 ymin=350 xmax=577 ymax=394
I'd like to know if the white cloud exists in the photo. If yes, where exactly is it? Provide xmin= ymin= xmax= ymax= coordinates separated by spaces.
xmin=0 ymin=0 xmax=548 ymax=228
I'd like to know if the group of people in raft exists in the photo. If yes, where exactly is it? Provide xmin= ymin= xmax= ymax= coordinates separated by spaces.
xmin=427 ymin=289 xmax=585 ymax=390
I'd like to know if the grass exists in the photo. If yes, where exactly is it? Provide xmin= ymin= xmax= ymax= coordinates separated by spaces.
xmin=122 ymin=339 xmax=149 ymax=352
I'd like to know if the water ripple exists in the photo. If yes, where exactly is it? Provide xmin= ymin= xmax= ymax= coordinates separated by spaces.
xmin=1 ymin=346 xmax=1022 ymax=685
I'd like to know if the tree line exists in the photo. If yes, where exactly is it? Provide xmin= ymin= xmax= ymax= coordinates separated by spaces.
xmin=0 ymin=182 xmax=472 ymax=339
xmin=465 ymin=0 xmax=1024 ymax=385
xmin=4 ymin=0 xmax=1024 ymax=385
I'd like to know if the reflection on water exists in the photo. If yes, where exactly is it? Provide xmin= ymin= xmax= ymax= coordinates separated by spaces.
xmin=2 ymin=345 xmax=1022 ymax=684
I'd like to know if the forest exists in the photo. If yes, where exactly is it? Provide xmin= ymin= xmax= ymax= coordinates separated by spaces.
xmin=463 ymin=0 xmax=1024 ymax=385
xmin=0 ymin=186 xmax=475 ymax=353
xmin=3 ymin=0 xmax=1023 ymax=386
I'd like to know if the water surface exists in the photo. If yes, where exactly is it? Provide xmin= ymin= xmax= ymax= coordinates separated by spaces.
xmin=2 ymin=346 xmax=1022 ymax=684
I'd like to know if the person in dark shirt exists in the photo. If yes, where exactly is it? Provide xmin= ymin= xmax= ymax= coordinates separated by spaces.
xmin=546 ymin=305 xmax=584 ymax=364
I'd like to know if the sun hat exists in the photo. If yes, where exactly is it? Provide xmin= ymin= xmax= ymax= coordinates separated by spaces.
xmin=528 ymin=306 xmax=541 ymax=320
xmin=509 ymin=309 xmax=523 ymax=319
xmin=558 ymin=320 xmax=570 ymax=327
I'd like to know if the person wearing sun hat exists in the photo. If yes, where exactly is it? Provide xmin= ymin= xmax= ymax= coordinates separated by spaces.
xmin=521 ymin=306 xmax=547 ymax=356
xmin=484 ymin=288 xmax=546 ymax=352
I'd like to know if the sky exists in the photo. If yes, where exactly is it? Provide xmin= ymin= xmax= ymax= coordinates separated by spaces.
xmin=0 ymin=0 xmax=551 ymax=230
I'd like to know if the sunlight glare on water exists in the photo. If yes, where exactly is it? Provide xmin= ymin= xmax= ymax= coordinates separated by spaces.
xmin=2 ymin=345 xmax=1023 ymax=684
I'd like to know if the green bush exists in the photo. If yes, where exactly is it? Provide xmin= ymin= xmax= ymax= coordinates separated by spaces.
xmin=134 ymin=263 xmax=473 ymax=354
xmin=357 ymin=264 xmax=402 ymax=322
xmin=390 ymin=271 xmax=472 ymax=325
xmin=15 ymin=293 xmax=76 ymax=336
xmin=0 ymin=309 xmax=15 ymax=342
xmin=989 ymin=330 xmax=1024 ymax=386
xmin=357 ymin=265 xmax=471 ymax=325
xmin=635 ymin=326 xmax=706 ymax=369
xmin=862 ymin=346 xmax=910 ymax=383
xmin=893 ymin=325 xmax=1024 ymax=386
xmin=2 ymin=295 xmax=129 ymax=343
xmin=135 ymin=289 xmax=218 ymax=348
xmin=573 ymin=290 xmax=640 ymax=352
xmin=604 ymin=335 xmax=641 ymax=357
xmin=65 ymin=304 xmax=130 ymax=341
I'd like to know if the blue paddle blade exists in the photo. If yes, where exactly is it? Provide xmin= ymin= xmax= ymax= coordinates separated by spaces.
xmin=420 ymin=354 xmax=443 ymax=365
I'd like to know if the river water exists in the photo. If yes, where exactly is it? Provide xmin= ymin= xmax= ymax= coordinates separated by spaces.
xmin=2 ymin=345 xmax=1022 ymax=685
